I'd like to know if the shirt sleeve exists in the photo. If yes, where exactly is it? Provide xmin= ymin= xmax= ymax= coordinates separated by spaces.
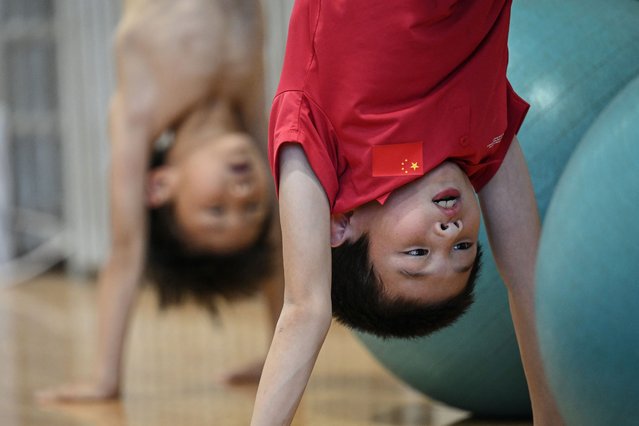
xmin=268 ymin=90 xmax=340 ymax=208
xmin=470 ymin=81 xmax=530 ymax=192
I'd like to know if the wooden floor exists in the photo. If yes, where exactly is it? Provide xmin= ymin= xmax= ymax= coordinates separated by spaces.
xmin=0 ymin=272 xmax=532 ymax=426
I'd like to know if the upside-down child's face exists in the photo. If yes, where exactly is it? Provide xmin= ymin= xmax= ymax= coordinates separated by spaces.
xmin=343 ymin=162 xmax=481 ymax=304
xmin=152 ymin=133 xmax=271 ymax=254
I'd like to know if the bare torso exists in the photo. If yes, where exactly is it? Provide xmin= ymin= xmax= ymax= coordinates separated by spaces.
xmin=115 ymin=0 xmax=264 ymax=142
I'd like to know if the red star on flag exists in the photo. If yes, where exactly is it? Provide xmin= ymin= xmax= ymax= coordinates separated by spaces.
xmin=372 ymin=142 xmax=424 ymax=177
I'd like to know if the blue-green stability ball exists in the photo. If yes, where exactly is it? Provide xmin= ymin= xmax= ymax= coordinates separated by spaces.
xmin=536 ymin=75 xmax=639 ymax=426
xmin=356 ymin=0 xmax=639 ymax=418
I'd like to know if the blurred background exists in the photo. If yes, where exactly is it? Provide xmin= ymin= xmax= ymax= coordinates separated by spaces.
xmin=1 ymin=1 xmax=637 ymax=425
xmin=0 ymin=0 xmax=294 ymax=285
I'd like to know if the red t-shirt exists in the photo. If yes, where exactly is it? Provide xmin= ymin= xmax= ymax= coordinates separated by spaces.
xmin=269 ymin=0 xmax=529 ymax=214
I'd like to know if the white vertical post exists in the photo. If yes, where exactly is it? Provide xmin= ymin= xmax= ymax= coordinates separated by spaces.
xmin=55 ymin=0 xmax=120 ymax=274
xmin=263 ymin=0 xmax=295 ymax=102
xmin=0 ymin=103 xmax=12 ymax=263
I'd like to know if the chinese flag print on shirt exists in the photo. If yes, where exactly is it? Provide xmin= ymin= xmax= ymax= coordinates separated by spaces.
xmin=371 ymin=142 xmax=424 ymax=177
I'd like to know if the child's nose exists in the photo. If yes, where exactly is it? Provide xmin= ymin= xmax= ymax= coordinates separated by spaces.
xmin=433 ymin=220 xmax=463 ymax=239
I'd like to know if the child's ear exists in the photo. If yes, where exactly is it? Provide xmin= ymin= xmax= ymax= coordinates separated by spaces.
xmin=146 ymin=167 xmax=177 ymax=207
xmin=330 ymin=212 xmax=354 ymax=247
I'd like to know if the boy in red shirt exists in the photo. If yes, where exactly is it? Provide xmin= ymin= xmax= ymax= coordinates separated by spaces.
xmin=253 ymin=0 xmax=560 ymax=424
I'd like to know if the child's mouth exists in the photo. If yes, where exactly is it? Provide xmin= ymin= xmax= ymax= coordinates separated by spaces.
xmin=432 ymin=188 xmax=461 ymax=212
xmin=433 ymin=197 xmax=458 ymax=209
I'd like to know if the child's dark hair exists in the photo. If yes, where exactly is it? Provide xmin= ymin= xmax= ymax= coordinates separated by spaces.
xmin=331 ymin=236 xmax=482 ymax=339
xmin=145 ymin=143 xmax=274 ymax=312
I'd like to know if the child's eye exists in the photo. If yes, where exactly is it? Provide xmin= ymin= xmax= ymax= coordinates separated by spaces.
xmin=454 ymin=242 xmax=473 ymax=251
xmin=405 ymin=249 xmax=428 ymax=257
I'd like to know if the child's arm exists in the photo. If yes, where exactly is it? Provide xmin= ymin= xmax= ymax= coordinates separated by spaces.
xmin=36 ymin=20 xmax=176 ymax=402
xmin=221 ymin=248 xmax=284 ymax=385
xmin=250 ymin=144 xmax=333 ymax=425
xmin=35 ymin=90 xmax=153 ymax=402
xmin=478 ymin=137 xmax=563 ymax=425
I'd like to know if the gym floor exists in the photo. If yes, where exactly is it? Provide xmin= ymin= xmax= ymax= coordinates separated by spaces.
xmin=0 ymin=272 xmax=533 ymax=426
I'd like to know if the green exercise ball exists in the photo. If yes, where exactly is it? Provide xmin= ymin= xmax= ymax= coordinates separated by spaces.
xmin=356 ymin=0 xmax=639 ymax=418
xmin=536 ymin=75 xmax=639 ymax=426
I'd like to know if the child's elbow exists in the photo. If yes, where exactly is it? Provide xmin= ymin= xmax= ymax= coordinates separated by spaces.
xmin=280 ymin=297 xmax=333 ymax=333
